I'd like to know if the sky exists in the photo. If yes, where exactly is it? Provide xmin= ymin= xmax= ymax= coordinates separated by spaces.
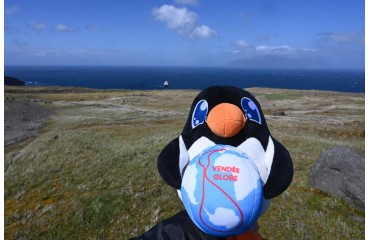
xmin=4 ymin=0 xmax=365 ymax=68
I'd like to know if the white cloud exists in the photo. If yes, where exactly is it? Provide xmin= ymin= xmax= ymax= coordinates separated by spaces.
xmin=19 ymin=48 xmax=120 ymax=59
xmin=56 ymin=24 xmax=68 ymax=32
xmin=256 ymin=45 xmax=293 ymax=52
xmin=152 ymin=4 xmax=216 ymax=39
xmin=152 ymin=5 xmax=197 ymax=34
xmin=174 ymin=0 xmax=198 ymax=6
xmin=5 ymin=5 xmax=20 ymax=16
xmin=30 ymin=22 xmax=46 ymax=31
xmin=315 ymin=32 xmax=364 ymax=45
xmin=233 ymin=40 xmax=250 ymax=48
xmin=231 ymin=40 xmax=254 ymax=54
xmin=55 ymin=24 xmax=77 ymax=32
xmin=190 ymin=25 xmax=216 ymax=39
xmin=256 ymin=45 xmax=316 ymax=54
xmin=232 ymin=39 xmax=316 ymax=56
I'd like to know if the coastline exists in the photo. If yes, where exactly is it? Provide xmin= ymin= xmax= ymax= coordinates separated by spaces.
xmin=4 ymin=66 xmax=365 ymax=93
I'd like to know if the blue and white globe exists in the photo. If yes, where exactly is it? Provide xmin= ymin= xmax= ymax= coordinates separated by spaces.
xmin=181 ymin=145 xmax=264 ymax=237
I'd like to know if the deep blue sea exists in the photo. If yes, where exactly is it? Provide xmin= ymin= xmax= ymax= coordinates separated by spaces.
xmin=4 ymin=66 xmax=365 ymax=93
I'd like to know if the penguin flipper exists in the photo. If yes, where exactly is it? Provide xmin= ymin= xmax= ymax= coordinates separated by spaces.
xmin=263 ymin=137 xmax=294 ymax=199
xmin=157 ymin=137 xmax=184 ymax=189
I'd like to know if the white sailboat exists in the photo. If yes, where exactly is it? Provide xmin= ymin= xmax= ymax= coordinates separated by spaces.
xmin=163 ymin=80 xmax=169 ymax=88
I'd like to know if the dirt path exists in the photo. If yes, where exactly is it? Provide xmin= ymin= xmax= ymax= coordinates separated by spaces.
xmin=4 ymin=99 xmax=51 ymax=148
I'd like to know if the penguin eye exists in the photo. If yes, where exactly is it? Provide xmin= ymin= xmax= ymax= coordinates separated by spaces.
xmin=191 ymin=99 xmax=208 ymax=128
xmin=241 ymin=97 xmax=262 ymax=124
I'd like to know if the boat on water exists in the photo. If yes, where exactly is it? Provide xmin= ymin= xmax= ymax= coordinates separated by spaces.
xmin=163 ymin=80 xmax=169 ymax=88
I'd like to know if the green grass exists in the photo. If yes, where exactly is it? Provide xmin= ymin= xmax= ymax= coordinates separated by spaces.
xmin=5 ymin=87 xmax=364 ymax=239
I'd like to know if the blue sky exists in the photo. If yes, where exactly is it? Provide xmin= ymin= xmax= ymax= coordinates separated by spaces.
xmin=4 ymin=0 xmax=365 ymax=68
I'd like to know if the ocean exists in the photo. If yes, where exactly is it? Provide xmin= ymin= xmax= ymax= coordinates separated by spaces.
xmin=4 ymin=66 xmax=365 ymax=93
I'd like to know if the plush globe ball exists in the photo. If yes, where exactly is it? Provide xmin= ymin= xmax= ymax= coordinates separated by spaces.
xmin=181 ymin=145 xmax=264 ymax=237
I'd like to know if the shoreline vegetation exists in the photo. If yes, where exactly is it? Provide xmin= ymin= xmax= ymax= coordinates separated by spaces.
xmin=4 ymin=86 xmax=364 ymax=239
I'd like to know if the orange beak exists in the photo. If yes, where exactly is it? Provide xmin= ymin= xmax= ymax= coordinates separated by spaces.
xmin=206 ymin=103 xmax=246 ymax=138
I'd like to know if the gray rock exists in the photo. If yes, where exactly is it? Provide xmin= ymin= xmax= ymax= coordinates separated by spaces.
xmin=308 ymin=147 xmax=364 ymax=211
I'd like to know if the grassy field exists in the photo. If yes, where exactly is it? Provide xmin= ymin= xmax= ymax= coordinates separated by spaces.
xmin=4 ymin=86 xmax=364 ymax=239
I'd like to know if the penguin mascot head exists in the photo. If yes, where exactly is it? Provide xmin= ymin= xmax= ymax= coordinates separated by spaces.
xmin=157 ymin=86 xmax=293 ymax=238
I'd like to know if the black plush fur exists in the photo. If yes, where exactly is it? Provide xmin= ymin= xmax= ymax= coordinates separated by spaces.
xmin=157 ymin=138 xmax=182 ymax=189
xmin=134 ymin=86 xmax=293 ymax=239
xmin=157 ymin=86 xmax=293 ymax=198
xmin=264 ymin=137 xmax=294 ymax=199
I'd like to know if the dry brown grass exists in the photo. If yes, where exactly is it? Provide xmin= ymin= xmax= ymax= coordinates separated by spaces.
xmin=4 ymin=86 xmax=364 ymax=239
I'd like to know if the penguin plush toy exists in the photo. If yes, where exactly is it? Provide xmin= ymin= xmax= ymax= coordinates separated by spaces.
xmin=131 ymin=86 xmax=293 ymax=240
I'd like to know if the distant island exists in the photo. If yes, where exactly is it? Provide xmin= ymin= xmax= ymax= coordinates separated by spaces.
xmin=227 ymin=55 xmax=331 ymax=69
xmin=5 ymin=76 xmax=25 ymax=86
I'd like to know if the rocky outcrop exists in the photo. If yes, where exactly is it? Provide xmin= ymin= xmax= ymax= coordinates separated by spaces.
xmin=309 ymin=147 xmax=364 ymax=211
xmin=5 ymin=76 xmax=25 ymax=86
